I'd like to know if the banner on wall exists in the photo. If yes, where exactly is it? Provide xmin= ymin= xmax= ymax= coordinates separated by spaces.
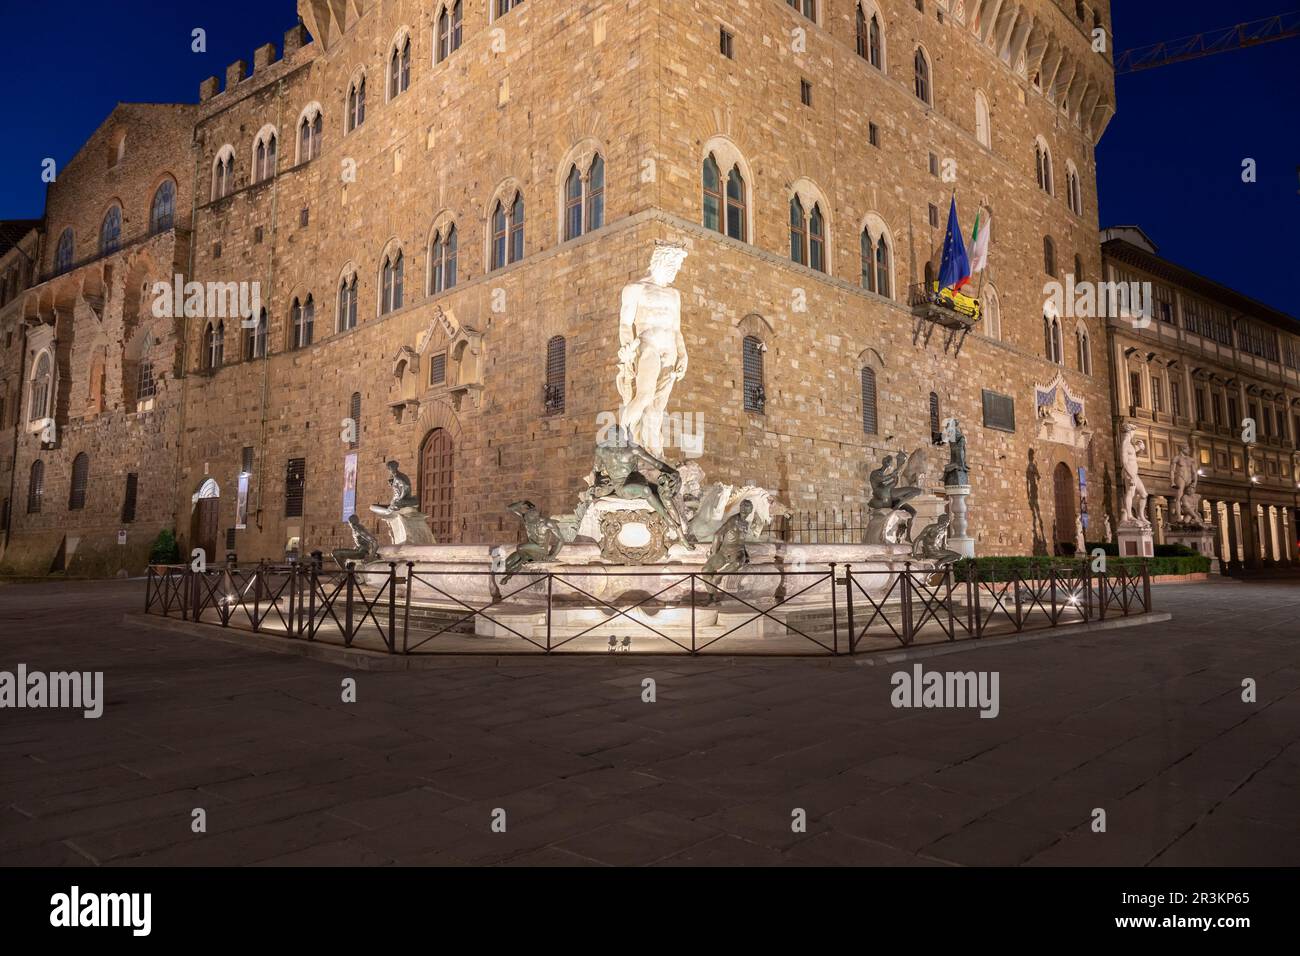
xmin=235 ymin=474 xmax=249 ymax=530
xmin=1077 ymin=466 xmax=1089 ymax=529
xmin=342 ymin=453 xmax=358 ymax=522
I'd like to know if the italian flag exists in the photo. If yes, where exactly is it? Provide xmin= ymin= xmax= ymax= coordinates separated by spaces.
xmin=970 ymin=208 xmax=991 ymax=274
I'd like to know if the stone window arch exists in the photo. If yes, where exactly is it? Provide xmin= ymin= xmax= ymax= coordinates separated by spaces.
xmin=1034 ymin=135 xmax=1054 ymax=195
xmin=387 ymin=28 xmax=412 ymax=101
xmin=290 ymin=295 xmax=315 ymax=349
xmin=211 ymin=145 xmax=236 ymax=200
xmin=975 ymin=89 xmax=991 ymax=148
xmin=99 ymin=203 xmax=122 ymax=255
xmin=981 ymin=283 xmax=1001 ymax=340
xmin=245 ymin=308 xmax=267 ymax=359
xmin=701 ymin=136 xmax=753 ymax=243
xmin=337 ymin=263 xmax=359 ymax=332
xmin=28 ymin=349 xmax=53 ymax=421
xmin=858 ymin=348 xmax=884 ymax=435
xmin=150 ymin=178 xmax=176 ymax=233
xmin=295 ymin=103 xmax=323 ymax=164
xmin=742 ymin=334 xmax=766 ymax=414
xmin=1043 ymin=302 xmax=1063 ymax=365
xmin=914 ymin=46 xmax=933 ymax=105
xmin=435 ymin=2 xmax=464 ymax=63
xmin=203 ymin=321 xmax=224 ymax=370
xmin=251 ymin=124 xmax=278 ymax=183
xmin=490 ymin=0 xmax=525 ymax=22
xmin=1075 ymin=321 xmax=1092 ymax=375
xmin=487 ymin=185 xmax=525 ymax=270
xmin=27 ymin=460 xmax=44 ymax=514
xmin=55 ymin=228 xmax=75 ymax=274
xmin=858 ymin=212 xmax=895 ymax=298
xmin=559 ymin=146 xmax=606 ymax=242
xmin=1043 ymin=235 xmax=1056 ymax=277
xmin=1065 ymin=160 xmax=1082 ymax=215
xmin=855 ymin=2 xmax=885 ymax=69
xmin=788 ymin=179 xmax=831 ymax=274
xmin=544 ymin=335 xmax=566 ymax=414
xmin=346 ymin=72 xmax=367 ymax=133
xmin=69 ymin=452 xmax=90 ymax=510
xmin=787 ymin=0 xmax=817 ymax=23
xmin=379 ymin=241 xmax=405 ymax=314
xmin=427 ymin=216 xmax=458 ymax=294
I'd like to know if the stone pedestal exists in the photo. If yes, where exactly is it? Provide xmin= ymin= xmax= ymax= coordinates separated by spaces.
xmin=1117 ymin=519 xmax=1154 ymax=558
xmin=910 ymin=493 xmax=948 ymax=536
xmin=1166 ymin=522 xmax=1219 ymax=573
xmin=369 ymin=505 xmax=436 ymax=546
xmin=944 ymin=485 xmax=975 ymax=558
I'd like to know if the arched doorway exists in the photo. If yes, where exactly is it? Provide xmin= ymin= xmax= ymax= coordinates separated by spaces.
xmin=419 ymin=428 xmax=454 ymax=542
xmin=190 ymin=478 xmax=220 ymax=562
xmin=1052 ymin=462 xmax=1077 ymax=555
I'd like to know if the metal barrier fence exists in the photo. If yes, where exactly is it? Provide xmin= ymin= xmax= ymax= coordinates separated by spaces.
xmin=144 ymin=559 xmax=1153 ymax=657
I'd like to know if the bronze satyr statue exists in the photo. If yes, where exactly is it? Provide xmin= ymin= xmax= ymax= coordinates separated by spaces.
xmin=701 ymin=499 xmax=752 ymax=600
xmin=501 ymin=500 xmax=563 ymax=584
xmin=332 ymin=514 xmax=380 ymax=569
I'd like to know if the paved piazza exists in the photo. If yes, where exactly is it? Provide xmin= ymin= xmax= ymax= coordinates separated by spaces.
xmin=0 ymin=577 xmax=1296 ymax=866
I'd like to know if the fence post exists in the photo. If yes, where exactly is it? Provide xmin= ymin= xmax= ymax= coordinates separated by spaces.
xmin=829 ymin=562 xmax=839 ymax=656
xmin=344 ymin=563 xmax=355 ymax=647
xmin=844 ymin=564 xmax=855 ymax=653
xmin=252 ymin=562 xmax=262 ymax=631
xmin=387 ymin=562 xmax=397 ymax=653
xmin=1013 ymin=567 xmax=1024 ymax=631
xmin=546 ymin=573 xmax=553 ymax=653
xmin=967 ymin=561 xmax=980 ymax=638
xmin=1142 ymin=559 xmax=1152 ymax=613
xmin=403 ymin=562 xmax=413 ymax=653
xmin=1098 ymin=566 xmax=1108 ymax=621
xmin=308 ymin=563 xmax=318 ymax=640
xmin=1049 ymin=564 xmax=1058 ymax=625
xmin=945 ymin=566 xmax=955 ymax=640
xmin=902 ymin=562 xmax=914 ymax=645
xmin=1083 ymin=559 xmax=1093 ymax=622
xmin=690 ymin=573 xmax=697 ymax=655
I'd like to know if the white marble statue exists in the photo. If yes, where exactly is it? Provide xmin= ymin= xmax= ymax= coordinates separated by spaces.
xmin=1103 ymin=513 xmax=1113 ymax=544
xmin=1169 ymin=444 xmax=1204 ymax=526
xmin=1075 ymin=514 xmax=1086 ymax=556
xmin=1119 ymin=422 xmax=1150 ymax=527
xmin=616 ymin=241 xmax=689 ymax=458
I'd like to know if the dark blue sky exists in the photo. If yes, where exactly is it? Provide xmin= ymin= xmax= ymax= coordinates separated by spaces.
xmin=0 ymin=0 xmax=1294 ymax=312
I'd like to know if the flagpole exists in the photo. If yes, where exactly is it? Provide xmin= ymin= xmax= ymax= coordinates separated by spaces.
xmin=973 ymin=198 xmax=988 ymax=304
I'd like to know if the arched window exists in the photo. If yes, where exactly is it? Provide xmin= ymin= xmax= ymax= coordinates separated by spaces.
xmin=787 ymin=0 xmax=816 ymax=21
xmin=809 ymin=204 xmax=826 ymax=273
xmin=544 ymin=335 xmax=566 ymax=413
xmin=27 ymin=460 xmax=43 ymax=514
xmin=975 ymin=90 xmax=991 ymax=148
xmin=491 ymin=193 xmax=525 ymax=270
xmin=586 ymin=154 xmax=605 ymax=233
xmin=743 ymin=335 xmax=766 ymax=414
xmin=55 ymin=228 xmax=74 ymax=274
xmin=68 ymin=452 xmax=89 ymax=510
xmin=150 ymin=180 xmax=176 ymax=233
xmin=1034 ymin=138 xmax=1054 ymax=194
xmin=869 ymin=11 xmax=883 ymax=68
xmin=855 ymin=4 xmax=868 ymax=59
xmin=1076 ymin=325 xmax=1092 ymax=375
xmin=346 ymin=75 xmax=367 ymax=133
xmin=494 ymin=0 xmax=524 ymax=18
xmin=1066 ymin=162 xmax=1082 ymax=215
xmin=137 ymin=330 xmax=157 ymax=398
xmin=389 ymin=35 xmax=411 ymax=100
xmin=29 ymin=352 xmax=52 ymax=421
xmin=99 ymin=205 xmax=121 ymax=255
xmin=349 ymin=392 xmax=361 ymax=448
xmin=860 ymin=223 xmax=892 ymax=297
xmin=982 ymin=285 xmax=1001 ymax=340
xmin=212 ymin=147 xmax=235 ymax=200
xmin=855 ymin=4 xmax=883 ymax=68
xmin=430 ymin=225 xmax=457 ymax=293
xmin=339 ymin=273 xmax=359 ymax=330
xmin=436 ymin=2 xmax=464 ymax=62
xmin=1043 ymin=236 xmax=1056 ymax=277
xmin=298 ymin=107 xmax=323 ymax=163
xmin=1043 ymin=313 xmax=1063 ymax=365
xmin=252 ymin=129 xmax=278 ymax=183
xmin=929 ymin=392 xmax=942 ymax=444
xmin=204 ymin=321 xmax=224 ymax=370
xmin=564 ymin=165 xmax=583 ymax=241
xmin=381 ymin=250 xmax=405 ymax=313
xmin=861 ymin=365 xmax=878 ymax=434
xmin=702 ymin=153 xmax=747 ymax=241
xmin=914 ymin=47 xmax=932 ymax=105
xmin=789 ymin=197 xmax=807 ymax=265
xmin=245 ymin=308 xmax=267 ymax=359
xmin=289 ymin=295 xmax=312 ymax=349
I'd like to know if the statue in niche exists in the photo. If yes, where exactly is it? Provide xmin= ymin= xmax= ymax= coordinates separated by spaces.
xmin=701 ymin=499 xmax=753 ymax=599
xmin=616 ymin=241 xmax=689 ymax=458
xmin=940 ymin=417 xmax=969 ymax=486
xmin=332 ymin=514 xmax=380 ymax=569
xmin=501 ymin=500 xmax=563 ymax=584
xmin=1103 ymin=513 xmax=1113 ymax=544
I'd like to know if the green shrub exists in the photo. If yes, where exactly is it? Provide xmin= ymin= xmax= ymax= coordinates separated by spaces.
xmin=1154 ymin=543 xmax=1195 ymax=558
xmin=149 ymin=528 xmax=181 ymax=564
xmin=953 ymin=554 xmax=1210 ymax=580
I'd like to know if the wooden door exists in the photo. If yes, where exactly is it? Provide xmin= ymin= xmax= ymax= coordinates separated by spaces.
xmin=420 ymin=428 xmax=454 ymax=543
xmin=1052 ymin=462 xmax=1077 ymax=555
xmin=193 ymin=498 xmax=220 ymax=562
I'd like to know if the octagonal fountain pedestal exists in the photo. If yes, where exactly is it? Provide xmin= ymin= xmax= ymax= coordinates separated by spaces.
xmin=361 ymin=541 xmax=928 ymax=651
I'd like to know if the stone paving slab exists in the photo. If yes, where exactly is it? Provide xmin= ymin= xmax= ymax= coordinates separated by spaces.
xmin=0 ymin=577 xmax=1297 ymax=866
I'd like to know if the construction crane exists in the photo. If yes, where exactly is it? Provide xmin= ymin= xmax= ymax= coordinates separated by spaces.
xmin=1114 ymin=10 xmax=1300 ymax=75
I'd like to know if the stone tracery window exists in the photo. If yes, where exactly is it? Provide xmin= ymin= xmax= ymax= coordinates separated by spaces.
xmin=99 ymin=204 xmax=121 ymax=255
xmin=389 ymin=34 xmax=411 ymax=100
xmin=150 ymin=179 xmax=176 ymax=233
xmin=429 ymin=225 xmax=457 ymax=293
xmin=859 ymin=219 xmax=893 ymax=297
xmin=703 ymin=154 xmax=747 ymax=242
xmin=212 ymin=146 xmax=235 ymax=200
xmin=55 ymin=228 xmax=74 ymax=274
xmin=855 ymin=4 xmax=883 ymax=69
xmin=563 ymin=154 xmax=605 ymax=241
xmin=1034 ymin=137 xmax=1054 ymax=195
xmin=380 ymin=250 xmax=404 ymax=313
xmin=1065 ymin=161 xmax=1082 ymax=215
xmin=29 ymin=351 xmax=53 ymax=421
xmin=436 ymin=2 xmax=464 ymax=62
xmin=914 ymin=47 xmax=932 ymax=104
xmin=786 ymin=0 xmax=816 ymax=21
xmin=346 ymin=75 xmax=367 ymax=133
xmin=252 ymin=128 xmax=278 ymax=184
xmin=246 ymin=308 xmax=268 ymax=359
xmin=204 ymin=321 xmax=224 ymax=370
xmin=338 ymin=273 xmax=359 ymax=330
xmin=490 ymin=193 xmax=525 ymax=270
xmin=298 ymin=106 xmax=323 ymax=163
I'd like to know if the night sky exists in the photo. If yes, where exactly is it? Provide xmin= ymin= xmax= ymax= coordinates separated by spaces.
xmin=0 ymin=0 xmax=1294 ymax=312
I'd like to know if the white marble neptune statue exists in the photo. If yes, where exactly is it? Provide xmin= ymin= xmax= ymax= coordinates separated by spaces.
xmin=616 ymin=241 xmax=689 ymax=458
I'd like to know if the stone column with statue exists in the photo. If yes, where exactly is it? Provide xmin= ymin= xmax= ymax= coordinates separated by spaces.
xmin=940 ymin=417 xmax=975 ymax=558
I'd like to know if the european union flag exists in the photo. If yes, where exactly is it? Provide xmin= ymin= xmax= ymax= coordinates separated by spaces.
xmin=938 ymin=196 xmax=971 ymax=293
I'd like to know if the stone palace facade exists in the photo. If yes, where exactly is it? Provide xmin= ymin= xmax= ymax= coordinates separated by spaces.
xmin=0 ymin=0 xmax=1163 ymax=574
